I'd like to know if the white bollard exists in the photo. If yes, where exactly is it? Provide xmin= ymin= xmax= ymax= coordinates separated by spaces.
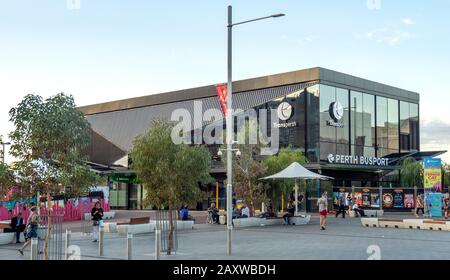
xmin=65 ymin=229 xmax=71 ymax=260
xmin=127 ymin=233 xmax=133 ymax=260
xmin=30 ymin=238 xmax=38 ymax=260
xmin=98 ymin=226 xmax=104 ymax=257
xmin=155 ymin=229 xmax=161 ymax=260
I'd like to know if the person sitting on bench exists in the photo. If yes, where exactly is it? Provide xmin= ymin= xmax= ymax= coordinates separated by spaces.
xmin=282 ymin=201 xmax=295 ymax=225
xmin=257 ymin=205 xmax=275 ymax=218
xmin=208 ymin=203 xmax=220 ymax=224
xmin=4 ymin=212 xmax=25 ymax=243
xmin=352 ymin=203 xmax=366 ymax=217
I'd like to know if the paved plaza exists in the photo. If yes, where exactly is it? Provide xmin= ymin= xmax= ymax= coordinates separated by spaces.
xmin=1 ymin=214 xmax=450 ymax=260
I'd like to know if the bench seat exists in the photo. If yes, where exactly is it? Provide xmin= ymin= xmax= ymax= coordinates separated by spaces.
xmin=378 ymin=218 xmax=405 ymax=229
xmin=232 ymin=215 xmax=311 ymax=228
xmin=84 ymin=211 xmax=116 ymax=221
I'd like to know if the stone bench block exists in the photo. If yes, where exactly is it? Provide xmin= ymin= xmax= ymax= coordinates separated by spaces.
xmin=361 ymin=218 xmax=379 ymax=228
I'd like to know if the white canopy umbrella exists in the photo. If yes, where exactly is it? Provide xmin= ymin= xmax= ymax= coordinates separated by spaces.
xmin=260 ymin=162 xmax=333 ymax=215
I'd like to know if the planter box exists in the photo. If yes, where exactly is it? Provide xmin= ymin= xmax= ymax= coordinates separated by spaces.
xmin=361 ymin=218 xmax=379 ymax=228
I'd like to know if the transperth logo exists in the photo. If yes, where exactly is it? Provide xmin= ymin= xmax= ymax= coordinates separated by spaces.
xmin=327 ymin=154 xmax=335 ymax=163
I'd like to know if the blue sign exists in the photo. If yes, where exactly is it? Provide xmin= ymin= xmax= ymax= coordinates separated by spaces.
xmin=427 ymin=193 xmax=443 ymax=218
xmin=423 ymin=158 xmax=442 ymax=168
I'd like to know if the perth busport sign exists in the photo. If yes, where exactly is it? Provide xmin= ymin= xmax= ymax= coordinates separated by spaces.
xmin=327 ymin=154 xmax=389 ymax=167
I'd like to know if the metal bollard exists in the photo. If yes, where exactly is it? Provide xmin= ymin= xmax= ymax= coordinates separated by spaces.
xmin=65 ymin=229 xmax=71 ymax=260
xmin=127 ymin=233 xmax=133 ymax=260
xmin=98 ymin=226 xmax=104 ymax=257
xmin=30 ymin=238 xmax=38 ymax=260
xmin=155 ymin=229 xmax=161 ymax=260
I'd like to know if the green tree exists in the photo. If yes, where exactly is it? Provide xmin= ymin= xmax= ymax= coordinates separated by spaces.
xmin=263 ymin=147 xmax=309 ymax=213
xmin=220 ymin=121 xmax=267 ymax=215
xmin=9 ymin=93 xmax=97 ymax=259
xmin=400 ymin=157 xmax=423 ymax=188
xmin=130 ymin=120 xmax=212 ymax=255
xmin=0 ymin=162 xmax=15 ymax=198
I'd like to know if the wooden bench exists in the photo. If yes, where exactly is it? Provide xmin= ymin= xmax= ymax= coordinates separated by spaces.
xmin=423 ymin=220 xmax=446 ymax=231
xmin=378 ymin=218 xmax=404 ymax=229
xmin=117 ymin=217 xmax=150 ymax=226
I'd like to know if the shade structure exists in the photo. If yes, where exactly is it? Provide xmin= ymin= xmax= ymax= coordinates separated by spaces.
xmin=260 ymin=162 xmax=334 ymax=215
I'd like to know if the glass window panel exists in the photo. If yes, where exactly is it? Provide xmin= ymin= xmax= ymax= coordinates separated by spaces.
xmin=363 ymin=93 xmax=375 ymax=148
xmin=319 ymin=85 xmax=336 ymax=143
xmin=351 ymin=91 xmax=363 ymax=147
xmin=320 ymin=142 xmax=336 ymax=161
xmin=337 ymin=143 xmax=350 ymax=155
xmin=306 ymin=85 xmax=320 ymax=163
xmin=410 ymin=103 xmax=419 ymax=151
xmin=336 ymin=88 xmax=349 ymax=145
xmin=387 ymin=98 xmax=399 ymax=151
xmin=376 ymin=97 xmax=388 ymax=154
xmin=400 ymin=101 xmax=410 ymax=134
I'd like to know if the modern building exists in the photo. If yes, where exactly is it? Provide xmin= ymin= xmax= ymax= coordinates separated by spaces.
xmin=79 ymin=67 xmax=445 ymax=212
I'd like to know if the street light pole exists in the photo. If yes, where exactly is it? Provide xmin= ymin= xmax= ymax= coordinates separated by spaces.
xmin=226 ymin=5 xmax=233 ymax=256
xmin=225 ymin=5 xmax=285 ymax=256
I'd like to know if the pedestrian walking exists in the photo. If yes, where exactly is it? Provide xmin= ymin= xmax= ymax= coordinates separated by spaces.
xmin=317 ymin=192 xmax=328 ymax=230
xmin=415 ymin=194 xmax=424 ymax=218
xmin=91 ymin=201 xmax=104 ymax=242
xmin=335 ymin=191 xmax=346 ymax=219
xmin=18 ymin=206 xmax=39 ymax=256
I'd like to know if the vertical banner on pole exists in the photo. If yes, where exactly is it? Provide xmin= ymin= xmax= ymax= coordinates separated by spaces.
xmin=423 ymin=157 xmax=442 ymax=217
xmin=215 ymin=84 xmax=228 ymax=116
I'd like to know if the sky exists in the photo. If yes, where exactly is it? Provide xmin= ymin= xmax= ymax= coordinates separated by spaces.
xmin=0 ymin=0 xmax=449 ymax=163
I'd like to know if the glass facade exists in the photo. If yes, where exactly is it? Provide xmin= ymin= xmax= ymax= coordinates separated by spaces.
xmin=110 ymin=82 xmax=420 ymax=210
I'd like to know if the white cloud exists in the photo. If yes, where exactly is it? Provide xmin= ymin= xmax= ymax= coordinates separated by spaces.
xmin=364 ymin=28 xmax=415 ymax=46
xmin=402 ymin=18 xmax=415 ymax=25
xmin=297 ymin=36 xmax=315 ymax=46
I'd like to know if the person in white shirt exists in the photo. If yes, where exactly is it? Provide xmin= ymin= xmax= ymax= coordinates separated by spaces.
xmin=317 ymin=192 xmax=328 ymax=230
xmin=352 ymin=203 xmax=366 ymax=217
xmin=241 ymin=204 xmax=250 ymax=218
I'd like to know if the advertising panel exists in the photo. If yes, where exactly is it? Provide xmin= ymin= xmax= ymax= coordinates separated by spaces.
xmin=354 ymin=192 xmax=363 ymax=207
xmin=371 ymin=193 xmax=380 ymax=208
xmin=404 ymin=194 xmax=415 ymax=209
xmin=427 ymin=193 xmax=443 ymax=217
xmin=382 ymin=192 xmax=394 ymax=208
xmin=393 ymin=190 xmax=404 ymax=208
xmin=362 ymin=191 xmax=371 ymax=208
xmin=423 ymin=158 xmax=442 ymax=192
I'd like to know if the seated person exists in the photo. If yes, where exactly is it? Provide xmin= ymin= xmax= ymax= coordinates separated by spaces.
xmin=282 ymin=201 xmax=295 ymax=225
xmin=232 ymin=203 xmax=240 ymax=219
xmin=240 ymin=203 xmax=250 ymax=218
xmin=208 ymin=203 xmax=220 ymax=224
xmin=4 ymin=212 xmax=25 ymax=243
xmin=352 ymin=203 xmax=366 ymax=217
xmin=179 ymin=205 xmax=194 ymax=221
xmin=257 ymin=205 xmax=275 ymax=218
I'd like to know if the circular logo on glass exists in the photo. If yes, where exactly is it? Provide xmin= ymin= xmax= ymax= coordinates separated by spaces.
xmin=329 ymin=101 xmax=344 ymax=121
xmin=277 ymin=102 xmax=293 ymax=121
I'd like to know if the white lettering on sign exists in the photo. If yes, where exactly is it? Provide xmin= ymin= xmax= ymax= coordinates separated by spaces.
xmin=327 ymin=154 xmax=389 ymax=166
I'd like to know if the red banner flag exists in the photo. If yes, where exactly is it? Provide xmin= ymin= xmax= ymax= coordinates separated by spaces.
xmin=215 ymin=84 xmax=228 ymax=116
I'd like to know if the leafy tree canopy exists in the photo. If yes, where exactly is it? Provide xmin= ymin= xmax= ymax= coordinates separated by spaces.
xmin=131 ymin=119 xmax=212 ymax=209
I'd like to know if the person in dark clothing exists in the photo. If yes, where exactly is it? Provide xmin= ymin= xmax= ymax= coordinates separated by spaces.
xmin=257 ymin=205 xmax=275 ymax=218
xmin=335 ymin=192 xmax=346 ymax=219
xmin=5 ymin=213 xmax=25 ymax=243
xmin=91 ymin=201 xmax=104 ymax=242
xmin=283 ymin=201 xmax=295 ymax=225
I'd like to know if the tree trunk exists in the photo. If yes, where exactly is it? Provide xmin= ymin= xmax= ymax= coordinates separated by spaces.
xmin=167 ymin=204 xmax=174 ymax=255
xmin=44 ymin=193 xmax=52 ymax=260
